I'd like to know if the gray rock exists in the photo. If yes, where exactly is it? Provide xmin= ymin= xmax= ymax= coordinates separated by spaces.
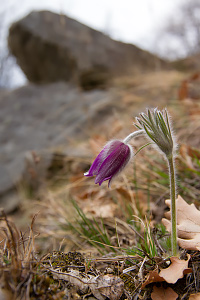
xmin=0 ymin=82 xmax=118 ymax=212
xmin=8 ymin=10 xmax=167 ymax=89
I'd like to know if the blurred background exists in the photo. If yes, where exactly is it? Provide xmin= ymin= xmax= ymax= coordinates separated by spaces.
xmin=1 ymin=0 xmax=200 ymax=88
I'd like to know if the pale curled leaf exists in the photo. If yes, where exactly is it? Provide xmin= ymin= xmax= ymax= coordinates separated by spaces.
xmin=50 ymin=268 xmax=124 ymax=300
xmin=151 ymin=286 xmax=178 ymax=300
xmin=162 ymin=195 xmax=200 ymax=250
xmin=159 ymin=254 xmax=191 ymax=284
xmin=142 ymin=254 xmax=191 ymax=288
xmin=51 ymin=269 xmax=92 ymax=295
xmin=96 ymin=275 xmax=124 ymax=300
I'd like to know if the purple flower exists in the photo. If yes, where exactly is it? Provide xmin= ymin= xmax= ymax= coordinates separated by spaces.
xmin=84 ymin=140 xmax=133 ymax=187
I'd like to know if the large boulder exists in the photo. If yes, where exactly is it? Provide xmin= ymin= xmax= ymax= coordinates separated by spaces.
xmin=0 ymin=82 xmax=121 ymax=212
xmin=8 ymin=10 xmax=167 ymax=89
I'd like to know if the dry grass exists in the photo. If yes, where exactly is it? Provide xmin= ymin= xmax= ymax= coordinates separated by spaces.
xmin=1 ymin=69 xmax=200 ymax=299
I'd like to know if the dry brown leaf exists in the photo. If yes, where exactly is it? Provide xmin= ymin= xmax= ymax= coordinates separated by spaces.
xmin=83 ymin=202 xmax=118 ymax=218
xmin=141 ymin=269 xmax=165 ymax=288
xmin=151 ymin=286 xmax=178 ymax=300
xmin=178 ymin=72 xmax=200 ymax=101
xmin=162 ymin=195 xmax=200 ymax=250
xmin=178 ymin=80 xmax=188 ymax=100
xmin=159 ymin=254 xmax=191 ymax=284
xmin=116 ymin=187 xmax=132 ymax=203
xmin=142 ymin=255 xmax=191 ymax=288
xmin=189 ymin=293 xmax=200 ymax=300
xmin=0 ymin=288 xmax=13 ymax=300
xmin=179 ymin=144 xmax=200 ymax=169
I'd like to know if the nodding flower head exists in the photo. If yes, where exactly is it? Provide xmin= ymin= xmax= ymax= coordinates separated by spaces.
xmin=84 ymin=140 xmax=133 ymax=187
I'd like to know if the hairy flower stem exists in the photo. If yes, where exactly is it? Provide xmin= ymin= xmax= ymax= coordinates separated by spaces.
xmin=167 ymin=154 xmax=177 ymax=256
xmin=123 ymin=130 xmax=145 ymax=144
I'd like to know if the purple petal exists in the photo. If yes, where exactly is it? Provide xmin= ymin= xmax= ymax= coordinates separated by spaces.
xmin=95 ymin=143 xmax=132 ymax=186
xmin=84 ymin=140 xmax=122 ymax=177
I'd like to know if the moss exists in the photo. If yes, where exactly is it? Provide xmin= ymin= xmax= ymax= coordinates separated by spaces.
xmin=120 ymin=273 xmax=136 ymax=293
xmin=42 ymin=251 xmax=85 ymax=271
xmin=30 ymin=274 xmax=66 ymax=300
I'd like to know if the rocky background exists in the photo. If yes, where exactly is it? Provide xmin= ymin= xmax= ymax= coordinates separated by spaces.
xmin=0 ymin=10 xmax=199 ymax=217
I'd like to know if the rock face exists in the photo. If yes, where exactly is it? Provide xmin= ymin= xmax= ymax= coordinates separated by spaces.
xmin=0 ymin=82 xmax=119 ymax=212
xmin=8 ymin=10 xmax=167 ymax=89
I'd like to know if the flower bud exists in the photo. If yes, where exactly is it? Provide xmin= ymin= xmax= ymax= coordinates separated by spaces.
xmin=84 ymin=140 xmax=133 ymax=187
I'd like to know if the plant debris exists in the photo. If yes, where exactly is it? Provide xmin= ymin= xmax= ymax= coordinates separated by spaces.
xmin=162 ymin=195 xmax=200 ymax=251
xmin=151 ymin=286 xmax=178 ymax=300
xmin=1 ymin=70 xmax=200 ymax=299
xmin=159 ymin=255 xmax=192 ymax=284
xmin=50 ymin=269 xmax=124 ymax=300
xmin=189 ymin=293 xmax=200 ymax=300
xmin=141 ymin=254 xmax=191 ymax=288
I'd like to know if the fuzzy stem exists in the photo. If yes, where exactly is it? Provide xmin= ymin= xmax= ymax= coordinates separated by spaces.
xmin=167 ymin=154 xmax=177 ymax=256
xmin=123 ymin=130 xmax=145 ymax=144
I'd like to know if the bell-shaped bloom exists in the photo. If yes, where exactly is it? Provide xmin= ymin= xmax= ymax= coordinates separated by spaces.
xmin=84 ymin=140 xmax=133 ymax=187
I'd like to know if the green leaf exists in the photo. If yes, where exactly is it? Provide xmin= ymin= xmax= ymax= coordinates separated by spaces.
xmin=143 ymin=124 xmax=157 ymax=144
xmin=134 ymin=142 xmax=153 ymax=156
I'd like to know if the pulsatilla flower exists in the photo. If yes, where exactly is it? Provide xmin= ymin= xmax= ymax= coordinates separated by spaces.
xmin=84 ymin=140 xmax=133 ymax=187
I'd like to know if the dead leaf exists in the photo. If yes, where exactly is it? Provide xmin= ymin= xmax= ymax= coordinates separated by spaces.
xmin=51 ymin=269 xmax=90 ymax=294
xmin=142 ymin=255 xmax=191 ymax=288
xmin=178 ymin=80 xmax=188 ymax=100
xmin=151 ymin=286 xmax=178 ymax=300
xmin=141 ymin=269 xmax=165 ymax=288
xmin=159 ymin=254 xmax=191 ymax=284
xmin=190 ymin=73 xmax=200 ymax=81
xmin=116 ymin=187 xmax=132 ymax=203
xmin=162 ymin=195 xmax=200 ymax=251
xmin=83 ymin=202 xmax=118 ymax=218
xmin=178 ymin=73 xmax=200 ymax=101
xmin=0 ymin=288 xmax=13 ymax=300
xmin=189 ymin=293 xmax=200 ymax=300
xmin=50 ymin=268 xmax=124 ymax=300
xmin=179 ymin=144 xmax=200 ymax=169
xmin=96 ymin=274 xmax=124 ymax=300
